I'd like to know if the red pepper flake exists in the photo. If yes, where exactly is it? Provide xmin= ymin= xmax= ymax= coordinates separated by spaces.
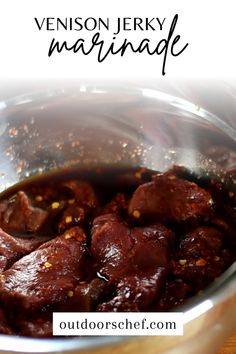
xmin=196 ymin=258 xmax=207 ymax=267
xmin=168 ymin=175 xmax=176 ymax=180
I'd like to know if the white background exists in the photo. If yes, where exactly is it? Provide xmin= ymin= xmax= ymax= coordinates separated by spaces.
xmin=0 ymin=0 xmax=235 ymax=79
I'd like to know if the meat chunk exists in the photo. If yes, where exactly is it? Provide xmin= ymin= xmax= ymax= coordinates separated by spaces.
xmin=0 ymin=191 xmax=48 ymax=233
xmin=153 ymin=280 xmax=192 ymax=311
xmin=0 ymin=164 xmax=235 ymax=337
xmin=91 ymin=214 xmax=133 ymax=280
xmin=131 ymin=224 xmax=174 ymax=271
xmin=221 ymin=222 xmax=236 ymax=251
xmin=114 ymin=168 xmax=155 ymax=188
xmin=102 ymin=193 xmax=128 ymax=216
xmin=171 ymin=226 xmax=230 ymax=290
xmin=17 ymin=313 xmax=52 ymax=338
xmin=92 ymin=214 xmax=172 ymax=311
xmin=98 ymin=269 xmax=166 ymax=312
xmin=171 ymin=256 xmax=225 ymax=289
xmin=58 ymin=205 xmax=86 ymax=232
xmin=0 ymin=227 xmax=88 ymax=314
xmin=128 ymin=175 xmax=214 ymax=224
xmin=61 ymin=180 xmax=98 ymax=208
xmin=0 ymin=309 xmax=14 ymax=335
xmin=92 ymin=214 xmax=173 ymax=280
xmin=19 ymin=319 xmax=52 ymax=338
xmin=0 ymin=228 xmax=45 ymax=271
xmin=56 ymin=180 xmax=99 ymax=232
xmin=92 ymin=213 xmax=119 ymax=231
xmin=58 ymin=278 xmax=107 ymax=312
xmin=179 ymin=227 xmax=223 ymax=259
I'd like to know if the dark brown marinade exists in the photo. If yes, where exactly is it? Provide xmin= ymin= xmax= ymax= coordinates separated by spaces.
xmin=0 ymin=165 xmax=235 ymax=337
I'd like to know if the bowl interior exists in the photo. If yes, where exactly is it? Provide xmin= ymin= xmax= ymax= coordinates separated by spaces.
xmin=0 ymin=86 xmax=235 ymax=353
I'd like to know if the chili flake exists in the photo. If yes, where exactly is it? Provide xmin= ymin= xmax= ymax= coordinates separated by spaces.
xmin=51 ymin=202 xmax=60 ymax=209
xmin=179 ymin=259 xmax=187 ymax=266
xmin=76 ymin=234 xmax=84 ymax=242
xmin=67 ymin=290 xmax=74 ymax=298
xmin=196 ymin=258 xmax=207 ymax=267
xmin=35 ymin=195 xmax=43 ymax=202
xmin=135 ymin=171 xmax=142 ymax=179
xmin=133 ymin=210 xmax=141 ymax=218
xmin=68 ymin=199 xmax=75 ymax=205
xmin=44 ymin=261 xmax=52 ymax=268
xmin=65 ymin=216 xmax=73 ymax=223
xmin=168 ymin=175 xmax=176 ymax=180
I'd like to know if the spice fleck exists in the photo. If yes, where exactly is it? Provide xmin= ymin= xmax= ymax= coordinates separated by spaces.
xmin=168 ymin=175 xmax=176 ymax=180
xmin=65 ymin=216 xmax=73 ymax=223
xmin=133 ymin=210 xmax=141 ymax=218
xmin=35 ymin=195 xmax=43 ymax=202
xmin=44 ymin=262 xmax=52 ymax=269
xmin=179 ymin=259 xmax=187 ymax=266
xmin=51 ymin=202 xmax=60 ymax=209
xmin=68 ymin=199 xmax=75 ymax=205
xmin=135 ymin=172 xmax=142 ymax=179
xmin=196 ymin=258 xmax=207 ymax=267
xmin=67 ymin=290 xmax=74 ymax=298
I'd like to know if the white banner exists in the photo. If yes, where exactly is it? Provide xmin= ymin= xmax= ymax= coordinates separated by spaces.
xmin=53 ymin=312 xmax=184 ymax=336
xmin=0 ymin=0 xmax=235 ymax=79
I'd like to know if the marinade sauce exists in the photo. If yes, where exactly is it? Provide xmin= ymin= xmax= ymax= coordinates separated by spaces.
xmin=0 ymin=165 xmax=235 ymax=337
